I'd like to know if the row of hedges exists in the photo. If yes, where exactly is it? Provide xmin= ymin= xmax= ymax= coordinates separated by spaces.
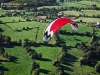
xmin=59 ymin=30 xmax=92 ymax=37
xmin=76 ymin=27 xmax=100 ymax=73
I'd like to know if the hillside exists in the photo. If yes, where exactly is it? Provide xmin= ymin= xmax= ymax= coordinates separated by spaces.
xmin=0 ymin=0 xmax=100 ymax=75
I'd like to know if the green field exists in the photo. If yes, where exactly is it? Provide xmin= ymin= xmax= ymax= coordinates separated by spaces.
xmin=75 ymin=17 xmax=100 ymax=22
xmin=81 ymin=10 xmax=100 ymax=16
xmin=58 ymin=10 xmax=81 ymax=16
xmin=0 ymin=17 xmax=26 ymax=22
xmin=1 ymin=20 xmax=99 ymax=75
xmin=0 ymin=0 xmax=100 ymax=75
xmin=4 ymin=46 xmax=32 ymax=75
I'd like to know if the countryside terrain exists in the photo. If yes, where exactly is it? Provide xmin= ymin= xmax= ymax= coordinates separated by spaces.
xmin=0 ymin=0 xmax=100 ymax=75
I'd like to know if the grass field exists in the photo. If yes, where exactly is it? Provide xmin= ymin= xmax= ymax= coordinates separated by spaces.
xmin=0 ymin=17 xmax=26 ymax=22
xmin=78 ymin=1 xmax=100 ymax=7
xmin=58 ymin=10 xmax=81 ymax=16
xmin=75 ymin=17 xmax=100 ymax=22
xmin=0 ymin=1 xmax=100 ymax=75
xmin=81 ymin=10 xmax=100 ymax=16
xmin=0 ymin=10 xmax=6 ymax=15
xmin=0 ymin=21 xmax=47 ymax=42
xmin=32 ymin=46 xmax=61 ymax=75
xmin=1 ymin=21 xmax=98 ymax=75
xmin=1 ymin=46 xmax=61 ymax=75
xmin=58 ymin=10 xmax=100 ymax=17
xmin=3 ymin=46 xmax=32 ymax=75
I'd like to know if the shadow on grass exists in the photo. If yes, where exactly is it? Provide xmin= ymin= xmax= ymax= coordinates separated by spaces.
xmin=57 ymin=38 xmax=66 ymax=45
xmin=65 ymin=53 xmax=77 ymax=62
xmin=10 ymin=56 xmax=18 ymax=63
xmin=0 ymin=60 xmax=9 ymax=62
xmin=0 ymin=29 xmax=4 ymax=32
xmin=58 ymin=30 xmax=92 ymax=37
xmin=0 ymin=56 xmax=18 ymax=63
xmin=40 ymin=69 xmax=50 ymax=74
xmin=38 ymin=58 xmax=52 ymax=61
xmin=67 ymin=46 xmax=75 ymax=50
xmin=64 ymin=72 xmax=70 ymax=75
xmin=0 ymin=44 xmax=15 ymax=48
xmin=62 ymin=59 xmax=73 ymax=66
xmin=60 ymin=65 xmax=74 ymax=72
xmin=61 ymin=53 xmax=78 ymax=72
xmin=88 ymin=59 xmax=98 ymax=67
xmin=75 ymin=39 xmax=81 ymax=41
xmin=0 ymin=66 xmax=9 ymax=71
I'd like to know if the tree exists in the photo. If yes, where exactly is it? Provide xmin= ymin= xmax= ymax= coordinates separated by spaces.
xmin=3 ymin=36 xmax=11 ymax=44
xmin=56 ymin=67 xmax=64 ymax=75
xmin=91 ymin=4 xmax=98 ymax=9
xmin=59 ymin=0 xmax=64 ymax=3
xmin=3 ymin=52 xmax=9 ymax=58
xmin=48 ymin=72 xmax=55 ymax=75
xmin=0 ymin=47 xmax=5 ymax=55
xmin=18 ymin=39 xmax=22 ymax=45
xmin=86 ymin=50 xmax=96 ymax=58
xmin=95 ymin=62 xmax=100 ymax=73
xmin=21 ymin=41 xmax=27 ymax=48
xmin=30 ymin=61 xmax=40 ymax=75
xmin=38 ymin=52 xmax=42 ymax=59
xmin=24 ymin=38 xmax=29 ymax=44
xmin=32 ymin=61 xmax=40 ymax=70
xmin=31 ymin=52 xmax=38 ymax=59
xmin=0 ymin=28 xmax=3 ymax=32
xmin=34 ymin=68 xmax=40 ymax=75
xmin=0 ymin=70 xmax=4 ymax=75
xmin=0 ymin=34 xmax=3 ymax=43
xmin=79 ymin=56 xmax=91 ymax=65
xmin=24 ymin=46 xmax=31 ymax=53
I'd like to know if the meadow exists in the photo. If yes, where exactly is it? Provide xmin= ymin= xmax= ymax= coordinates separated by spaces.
xmin=1 ymin=19 xmax=99 ymax=75
xmin=38 ymin=1 xmax=100 ymax=9
xmin=4 ymin=46 xmax=33 ymax=75
xmin=0 ymin=1 xmax=100 ymax=75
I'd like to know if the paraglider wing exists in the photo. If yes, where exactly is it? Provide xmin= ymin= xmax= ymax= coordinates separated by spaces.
xmin=70 ymin=22 xmax=78 ymax=31
xmin=43 ymin=17 xmax=78 ymax=42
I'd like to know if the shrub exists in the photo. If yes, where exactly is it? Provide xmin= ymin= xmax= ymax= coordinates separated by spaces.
xmin=0 ymin=47 xmax=5 ymax=55
xmin=22 ymin=42 xmax=28 ymax=48
xmin=3 ymin=36 xmax=11 ymax=44
xmin=80 ymin=20 xmax=83 ymax=23
xmin=0 ymin=28 xmax=3 ymax=32
xmin=30 ymin=61 xmax=40 ymax=75
xmin=29 ymin=50 xmax=35 ymax=56
xmin=59 ymin=52 xmax=66 ymax=62
xmin=34 ymin=68 xmax=40 ymax=75
xmin=18 ymin=39 xmax=22 ymax=45
xmin=0 ymin=21 xmax=3 ymax=24
xmin=96 ymin=49 xmax=100 ymax=57
xmin=38 ymin=53 xmax=42 ymax=59
xmin=48 ymin=72 xmax=55 ymax=75
xmin=23 ymin=27 xmax=26 ymax=30
xmin=32 ymin=61 xmax=40 ymax=70
xmin=75 ymin=43 xmax=80 ymax=48
xmin=56 ymin=67 xmax=64 ymax=75
xmin=25 ymin=47 xmax=32 ymax=53
xmin=86 ymin=50 xmax=96 ymax=58
xmin=79 ymin=56 xmax=91 ymax=65
xmin=53 ymin=58 xmax=60 ymax=67
xmin=95 ymin=62 xmax=100 ymax=73
xmin=0 ymin=70 xmax=4 ymax=75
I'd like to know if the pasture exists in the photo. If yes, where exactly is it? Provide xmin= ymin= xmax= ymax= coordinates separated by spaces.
xmin=81 ymin=10 xmax=100 ymax=16
xmin=4 ymin=46 xmax=32 ymax=75
xmin=59 ymin=10 xmax=100 ymax=17
xmin=0 ymin=0 xmax=100 ymax=75
xmin=75 ymin=17 xmax=100 ymax=22
xmin=1 ymin=18 xmax=99 ymax=75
